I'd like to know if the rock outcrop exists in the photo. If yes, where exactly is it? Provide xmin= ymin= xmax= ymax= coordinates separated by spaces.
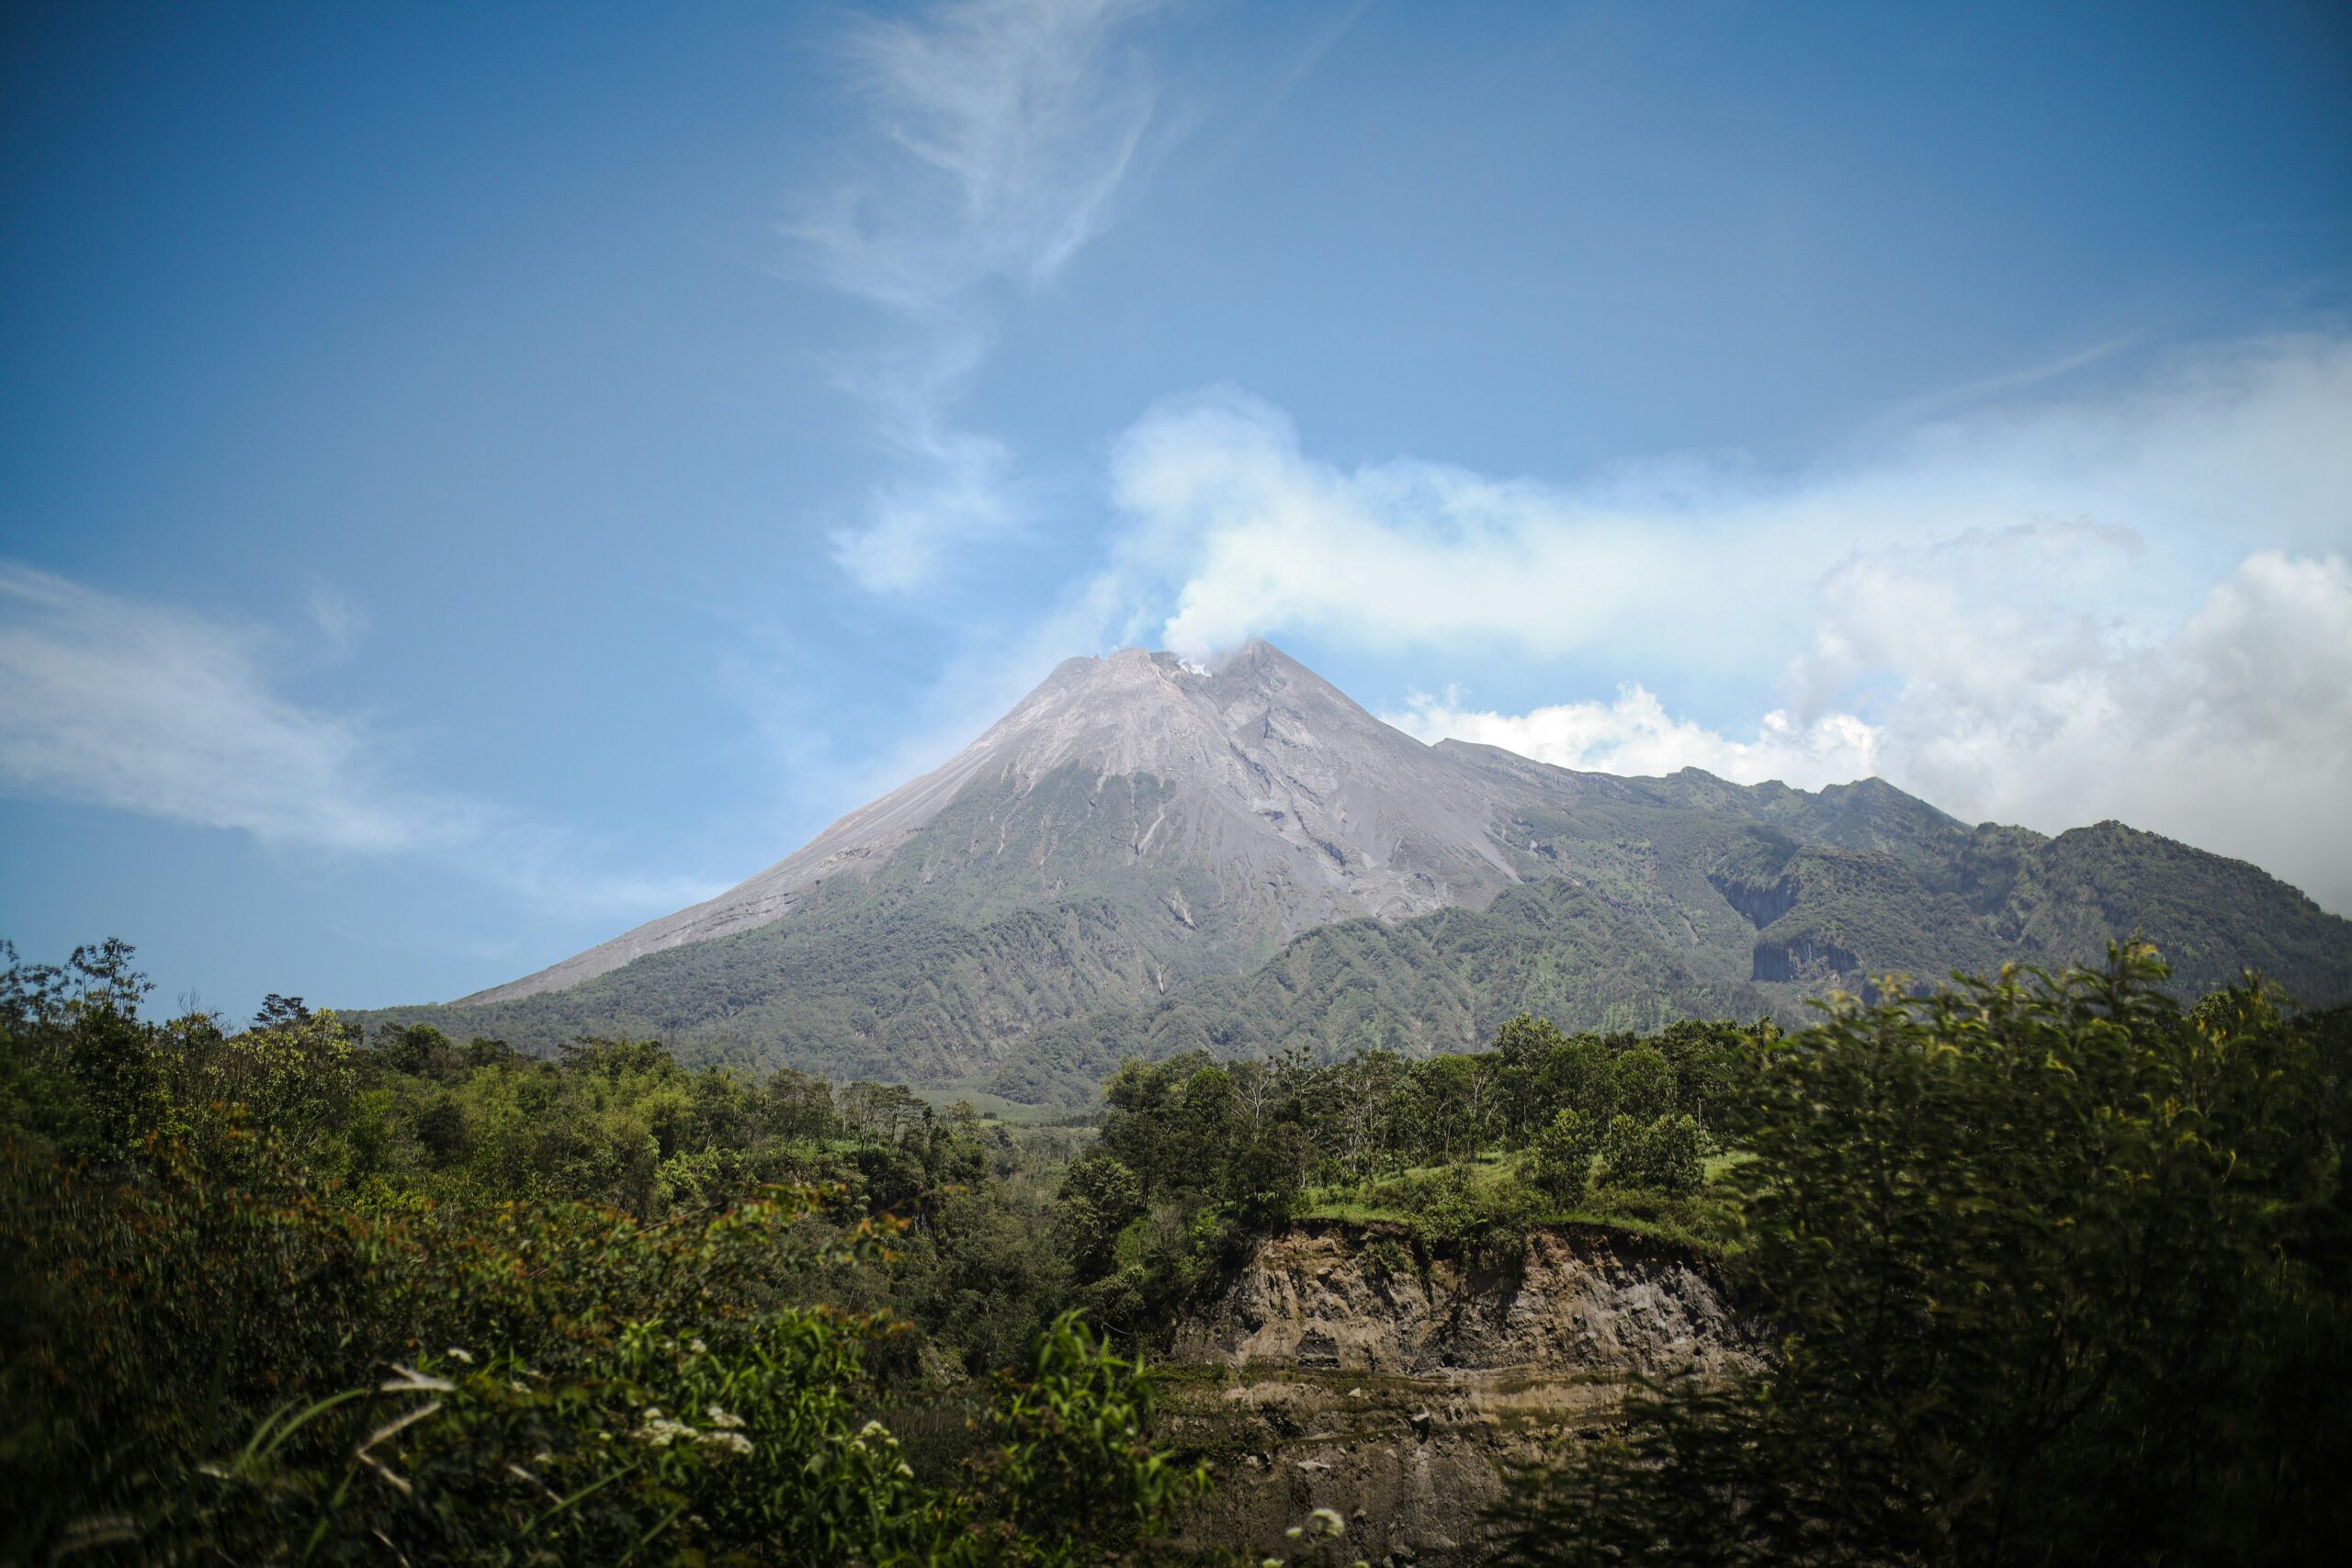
xmin=1164 ymin=1223 xmax=1758 ymax=1565
xmin=1174 ymin=1221 xmax=1752 ymax=1379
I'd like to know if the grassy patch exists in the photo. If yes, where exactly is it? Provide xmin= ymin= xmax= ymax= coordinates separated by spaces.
xmin=1702 ymin=1149 xmax=1757 ymax=1181
xmin=1295 ymin=1145 xmax=1745 ymax=1257
xmin=1561 ymin=1186 xmax=1744 ymax=1256
xmin=1296 ymin=1195 xmax=1416 ymax=1225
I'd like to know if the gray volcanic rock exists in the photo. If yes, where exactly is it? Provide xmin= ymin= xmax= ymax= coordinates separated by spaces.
xmin=468 ymin=640 xmax=1532 ymax=1004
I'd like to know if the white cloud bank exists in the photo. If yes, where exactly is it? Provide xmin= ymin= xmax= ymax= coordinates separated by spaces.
xmin=1387 ymin=684 xmax=1883 ymax=789
xmin=1386 ymin=547 xmax=2352 ymax=909
xmin=797 ymin=0 xmax=1166 ymax=592
xmin=1102 ymin=337 xmax=2352 ymax=910
xmin=1113 ymin=337 xmax=2352 ymax=667
xmin=0 ymin=564 xmax=716 ymax=919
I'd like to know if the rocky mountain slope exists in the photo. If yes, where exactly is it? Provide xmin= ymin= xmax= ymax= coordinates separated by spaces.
xmin=469 ymin=642 xmax=1532 ymax=1005
xmin=361 ymin=639 xmax=2352 ymax=1094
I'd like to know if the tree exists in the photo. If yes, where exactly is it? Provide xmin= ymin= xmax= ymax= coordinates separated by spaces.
xmin=252 ymin=993 xmax=311 ymax=1029
xmin=1058 ymin=1156 xmax=1146 ymax=1278
xmin=1531 ymin=1106 xmax=1600 ymax=1209
xmin=1648 ymin=1113 xmax=1702 ymax=1196
xmin=376 ymin=1021 xmax=455 ymax=1077
xmin=1492 ymin=1014 xmax=1571 ymax=1144
xmin=1226 ymin=1122 xmax=1306 ymax=1236
xmin=1535 ymin=1032 xmax=1613 ymax=1128
xmin=763 ymin=1065 xmax=840 ymax=1143
xmin=1610 ymin=1043 xmax=1674 ymax=1122
xmin=1411 ymin=1054 xmax=1487 ymax=1164
xmin=1329 ymin=1050 xmax=1408 ymax=1180
xmin=842 ymin=1078 xmax=931 ymax=1147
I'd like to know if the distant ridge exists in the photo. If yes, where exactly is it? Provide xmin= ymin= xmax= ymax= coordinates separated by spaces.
xmin=361 ymin=639 xmax=2352 ymax=1100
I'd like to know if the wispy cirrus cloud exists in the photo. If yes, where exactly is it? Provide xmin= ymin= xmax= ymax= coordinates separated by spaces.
xmin=0 ymin=563 xmax=718 ymax=920
xmin=793 ymin=0 xmax=1161 ymax=307
xmin=0 ymin=564 xmax=455 ymax=857
xmin=792 ymin=0 xmax=1168 ymax=592
xmin=301 ymin=576 xmax=368 ymax=657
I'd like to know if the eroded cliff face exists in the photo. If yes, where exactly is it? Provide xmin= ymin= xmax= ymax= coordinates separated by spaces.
xmin=1164 ymin=1222 xmax=1757 ymax=1565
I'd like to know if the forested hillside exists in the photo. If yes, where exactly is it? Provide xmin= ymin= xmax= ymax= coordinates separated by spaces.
xmin=977 ymin=880 xmax=1777 ymax=1103
xmin=366 ymin=796 xmax=2352 ymax=1105
xmin=0 ymin=933 xmax=1792 ymax=1561
xmin=0 ymin=941 xmax=1193 ymax=1564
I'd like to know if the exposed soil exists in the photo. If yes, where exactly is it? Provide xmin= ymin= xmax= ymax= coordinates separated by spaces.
xmin=1164 ymin=1221 xmax=1758 ymax=1565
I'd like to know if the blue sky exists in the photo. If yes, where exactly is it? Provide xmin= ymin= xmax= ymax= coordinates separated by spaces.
xmin=4 ymin=0 xmax=2349 ymax=1016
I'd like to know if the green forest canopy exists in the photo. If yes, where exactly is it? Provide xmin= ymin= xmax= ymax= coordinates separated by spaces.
xmin=6 ymin=937 xmax=2348 ymax=1564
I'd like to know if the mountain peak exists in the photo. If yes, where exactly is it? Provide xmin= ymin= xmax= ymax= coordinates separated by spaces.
xmin=465 ymin=637 xmax=1519 ymax=1003
xmin=1039 ymin=637 xmax=1310 ymax=690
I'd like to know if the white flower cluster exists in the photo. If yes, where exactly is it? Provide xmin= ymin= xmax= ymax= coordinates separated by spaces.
xmin=635 ymin=1407 xmax=697 ymax=1448
xmin=1282 ymin=1506 xmax=1346 ymax=1541
xmin=851 ymin=1420 xmax=915 ymax=1478
xmin=630 ymin=1405 xmax=756 ymax=1456
xmin=1263 ymin=1507 xmax=1359 ymax=1567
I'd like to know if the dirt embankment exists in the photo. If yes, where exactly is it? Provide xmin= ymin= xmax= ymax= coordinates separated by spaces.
xmin=1163 ymin=1222 xmax=1757 ymax=1566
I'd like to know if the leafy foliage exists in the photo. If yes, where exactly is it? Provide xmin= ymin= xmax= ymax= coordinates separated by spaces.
xmin=0 ymin=941 xmax=1201 ymax=1565
xmin=1491 ymin=947 xmax=2352 ymax=1565
xmin=13 ymin=926 xmax=2346 ymax=1564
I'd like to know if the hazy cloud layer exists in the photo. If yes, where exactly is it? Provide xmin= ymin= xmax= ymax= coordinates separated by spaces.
xmin=1101 ymin=336 xmax=2352 ymax=909
xmin=0 ymin=564 xmax=717 ymax=919
xmin=0 ymin=565 xmax=453 ymax=856
xmin=797 ymin=0 xmax=1164 ymax=592
xmin=1112 ymin=337 xmax=2352 ymax=668
xmin=795 ymin=0 xmax=1159 ymax=307
xmin=1386 ymin=548 xmax=2352 ymax=909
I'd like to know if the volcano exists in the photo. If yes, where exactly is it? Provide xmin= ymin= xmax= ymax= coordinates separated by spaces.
xmin=366 ymin=640 xmax=2352 ymax=1100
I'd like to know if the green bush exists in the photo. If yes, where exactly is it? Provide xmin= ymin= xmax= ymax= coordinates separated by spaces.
xmin=1600 ymin=1110 xmax=1702 ymax=1196
xmin=1368 ymin=1165 xmax=1544 ymax=1268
